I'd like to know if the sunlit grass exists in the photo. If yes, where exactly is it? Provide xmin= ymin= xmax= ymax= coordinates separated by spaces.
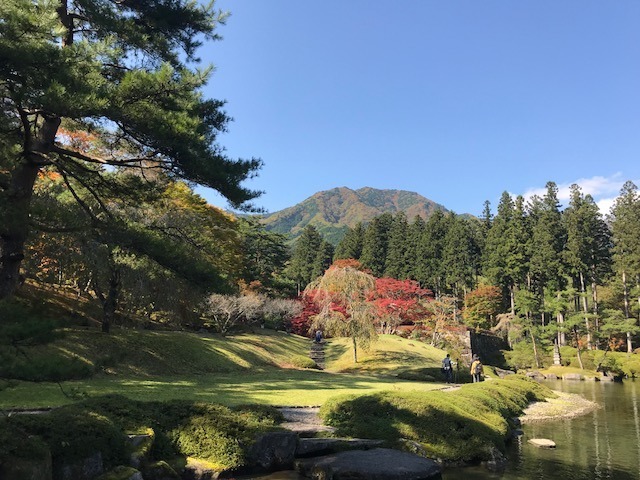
xmin=326 ymin=334 xmax=445 ymax=375
xmin=0 ymin=370 xmax=444 ymax=409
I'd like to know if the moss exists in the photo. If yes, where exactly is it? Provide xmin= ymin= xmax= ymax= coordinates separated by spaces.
xmin=320 ymin=376 xmax=553 ymax=462
xmin=95 ymin=465 xmax=140 ymax=480
xmin=0 ymin=395 xmax=283 ymax=475
xmin=288 ymin=354 xmax=318 ymax=369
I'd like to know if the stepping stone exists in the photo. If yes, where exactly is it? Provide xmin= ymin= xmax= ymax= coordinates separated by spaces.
xmin=296 ymin=447 xmax=441 ymax=479
xmin=528 ymin=438 xmax=556 ymax=448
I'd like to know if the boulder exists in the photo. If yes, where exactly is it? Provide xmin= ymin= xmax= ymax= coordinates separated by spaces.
xmin=562 ymin=373 xmax=583 ymax=381
xmin=526 ymin=371 xmax=546 ymax=381
xmin=494 ymin=367 xmax=515 ymax=379
xmin=182 ymin=458 xmax=220 ymax=480
xmin=247 ymin=431 xmax=299 ymax=471
xmin=545 ymin=373 xmax=558 ymax=380
xmin=528 ymin=438 xmax=556 ymax=448
xmin=95 ymin=466 xmax=143 ymax=480
xmin=0 ymin=450 xmax=52 ymax=480
xmin=141 ymin=461 xmax=181 ymax=480
xmin=126 ymin=433 xmax=154 ymax=468
xmin=483 ymin=447 xmax=507 ymax=472
xmin=600 ymin=374 xmax=615 ymax=382
xmin=296 ymin=438 xmax=385 ymax=458
xmin=60 ymin=451 xmax=104 ymax=480
xmin=296 ymin=447 xmax=442 ymax=479
xmin=585 ymin=375 xmax=600 ymax=382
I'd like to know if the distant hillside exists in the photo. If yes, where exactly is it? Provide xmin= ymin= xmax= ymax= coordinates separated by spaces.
xmin=261 ymin=187 xmax=449 ymax=244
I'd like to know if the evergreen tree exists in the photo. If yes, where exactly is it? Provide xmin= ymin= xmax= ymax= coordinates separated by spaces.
xmin=441 ymin=214 xmax=475 ymax=296
xmin=610 ymin=181 xmax=640 ymax=352
xmin=384 ymin=212 xmax=409 ymax=278
xmin=286 ymin=225 xmax=323 ymax=293
xmin=0 ymin=0 xmax=262 ymax=299
xmin=334 ymin=222 xmax=364 ymax=260
xmin=404 ymin=215 xmax=426 ymax=280
xmin=360 ymin=213 xmax=393 ymax=277
xmin=416 ymin=210 xmax=448 ymax=296
xmin=311 ymin=240 xmax=335 ymax=280
xmin=528 ymin=182 xmax=567 ymax=295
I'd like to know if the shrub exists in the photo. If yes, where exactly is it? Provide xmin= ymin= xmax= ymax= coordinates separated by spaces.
xmin=288 ymin=354 xmax=318 ymax=369
xmin=319 ymin=376 xmax=552 ymax=462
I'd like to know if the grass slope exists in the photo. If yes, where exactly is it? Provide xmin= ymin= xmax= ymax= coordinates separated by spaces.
xmin=0 ymin=329 xmax=447 ymax=409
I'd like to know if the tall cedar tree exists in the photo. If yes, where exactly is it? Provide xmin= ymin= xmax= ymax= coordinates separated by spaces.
xmin=610 ymin=181 xmax=640 ymax=352
xmin=0 ymin=0 xmax=262 ymax=299
xmin=334 ymin=222 xmax=365 ymax=261
xmin=384 ymin=212 xmax=409 ymax=278
xmin=359 ymin=212 xmax=393 ymax=277
xmin=287 ymin=225 xmax=323 ymax=293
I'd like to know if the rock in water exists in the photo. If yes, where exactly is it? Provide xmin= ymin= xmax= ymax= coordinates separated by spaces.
xmin=296 ymin=447 xmax=442 ymax=479
xmin=528 ymin=438 xmax=556 ymax=448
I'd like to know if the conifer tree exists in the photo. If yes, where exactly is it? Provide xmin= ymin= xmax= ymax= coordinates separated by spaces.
xmin=0 ymin=0 xmax=262 ymax=298
xmin=404 ymin=215 xmax=426 ymax=280
xmin=311 ymin=240 xmax=335 ymax=280
xmin=360 ymin=213 xmax=393 ymax=277
xmin=334 ymin=222 xmax=364 ymax=260
xmin=384 ymin=212 xmax=409 ymax=279
xmin=610 ymin=181 xmax=640 ymax=352
xmin=286 ymin=225 xmax=323 ymax=293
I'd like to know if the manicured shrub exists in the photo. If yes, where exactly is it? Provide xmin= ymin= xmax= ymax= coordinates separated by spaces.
xmin=320 ymin=376 xmax=552 ymax=462
xmin=288 ymin=354 xmax=318 ymax=369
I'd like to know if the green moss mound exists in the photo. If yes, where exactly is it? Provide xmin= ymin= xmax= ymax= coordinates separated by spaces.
xmin=1 ymin=394 xmax=284 ymax=475
xmin=319 ymin=376 xmax=552 ymax=462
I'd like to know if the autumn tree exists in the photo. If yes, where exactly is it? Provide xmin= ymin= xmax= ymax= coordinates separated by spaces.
xmin=462 ymin=285 xmax=502 ymax=331
xmin=305 ymin=266 xmax=376 ymax=363
xmin=369 ymin=277 xmax=432 ymax=334
xmin=0 ymin=0 xmax=262 ymax=299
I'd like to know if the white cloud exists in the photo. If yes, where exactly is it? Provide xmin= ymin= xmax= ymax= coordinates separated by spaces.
xmin=521 ymin=173 xmax=634 ymax=213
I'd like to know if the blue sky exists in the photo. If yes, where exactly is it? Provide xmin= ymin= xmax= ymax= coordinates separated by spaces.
xmin=196 ymin=1 xmax=640 ymax=217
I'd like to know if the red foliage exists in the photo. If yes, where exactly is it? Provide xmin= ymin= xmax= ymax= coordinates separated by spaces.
xmin=368 ymin=278 xmax=433 ymax=332
xmin=290 ymin=294 xmax=319 ymax=337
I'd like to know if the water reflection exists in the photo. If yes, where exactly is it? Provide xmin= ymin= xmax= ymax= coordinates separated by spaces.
xmin=240 ymin=381 xmax=640 ymax=480
xmin=446 ymin=380 xmax=640 ymax=480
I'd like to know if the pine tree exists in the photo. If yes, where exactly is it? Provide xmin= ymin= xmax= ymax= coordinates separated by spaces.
xmin=311 ymin=240 xmax=335 ymax=280
xmin=0 ymin=0 xmax=262 ymax=299
xmin=334 ymin=222 xmax=364 ymax=260
xmin=404 ymin=216 xmax=426 ymax=280
xmin=416 ymin=210 xmax=448 ymax=296
xmin=610 ymin=181 xmax=640 ymax=352
xmin=287 ymin=225 xmax=323 ymax=293
xmin=360 ymin=213 xmax=393 ymax=277
xmin=384 ymin=212 xmax=409 ymax=279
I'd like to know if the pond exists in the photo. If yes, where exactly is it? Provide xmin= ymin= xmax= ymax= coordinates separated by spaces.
xmin=445 ymin=379 xmax=640 ymax=480
xmin=242 ymin=380 xmax=640 ymax=480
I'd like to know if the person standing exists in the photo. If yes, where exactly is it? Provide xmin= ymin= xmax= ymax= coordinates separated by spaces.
xmin=470 ymin=355 xmax=483 ymax=383
xmin=441 ymin=353 xmax=454 ymax=383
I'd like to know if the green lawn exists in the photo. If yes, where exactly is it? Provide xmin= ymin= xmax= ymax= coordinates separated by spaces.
xmin=0 ymin=329 xmax=448 ymax=409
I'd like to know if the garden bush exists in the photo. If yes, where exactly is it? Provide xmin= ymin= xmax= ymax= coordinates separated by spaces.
xmin=0 ymin=395 xmax=284 ymax=477
xmin=319 ymin=376 xmax=552 ymax=462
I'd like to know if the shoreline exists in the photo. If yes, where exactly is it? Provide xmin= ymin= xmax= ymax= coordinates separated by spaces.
xmin=519 ymin=391 xmax=599 ymax=424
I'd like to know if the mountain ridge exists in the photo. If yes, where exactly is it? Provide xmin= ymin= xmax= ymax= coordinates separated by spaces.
xmin=260 ymin=186 xmax=450 ymax=244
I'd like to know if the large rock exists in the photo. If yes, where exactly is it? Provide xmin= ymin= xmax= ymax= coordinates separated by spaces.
xmin=528 ymin=438 xmax=556 ymax=448
xmin=182 ymin=458 xmax=220 ymax=480
xmin=296 ymin=438 xmax=385 ymax=458
xmin=141 ymin=461 xmax=181 ymax=480
xmin=483 ymin=447 xmax=507 ymax=472
xmin=247 ymin=431 xmax=299 ymax=471
xmin=296 ymin=447 xmax=442 ymax=479
xmin=60 ymin=451 xmax=104 ymax=480
xmin=126 ymin=433 xmax=154 ymax=468
xmin=562 ymin=373 xmax=583 ymax=381
xmin=0 ymin=450 xmax=52 ymax=480
xmin=526 ymin=371 xmax=546 ymax=381
xmin=95 ymin=466 xmax=143 ymax=480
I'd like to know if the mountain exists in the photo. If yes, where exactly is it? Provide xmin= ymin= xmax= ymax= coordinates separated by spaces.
xmin=261 ymin=187 xmax=450 ymax=244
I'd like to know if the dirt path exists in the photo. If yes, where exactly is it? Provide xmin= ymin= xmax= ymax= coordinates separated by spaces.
xmin=277 ymin=407 xmax=335 ymax=434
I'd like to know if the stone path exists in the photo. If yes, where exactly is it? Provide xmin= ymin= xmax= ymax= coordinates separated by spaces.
xmin=309 ymin=341 xmax=325 ymax=369
xmin=278 ymin=407 xmax=335 ymax=435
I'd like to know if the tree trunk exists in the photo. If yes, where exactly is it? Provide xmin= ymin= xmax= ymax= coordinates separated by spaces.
xmin=579 ymin=272 xmax=592 ymax=350
xmin=0 ymin=162 xmax=41 ymax=299
xmin=101 ymin=265 xmax=120 ymax=333
xmin=622 ymin=270 xmax=633 ymax=353
xmin=592 ymin=281 xmax=600 ymax=349
xmin=531 ymin=328 xmax=540 ymax=369
xmin=573 ymin=326 xmax=584 ymax=370
xmin=557 ymin=310 xmax=566 ymax=346
xmin=352 ymin=337 xmax=358 ymax=363
xmin=0 ymin=113 xmax=60 ymax=299
xmin=509 ymin=284 xmax=515 ymax=316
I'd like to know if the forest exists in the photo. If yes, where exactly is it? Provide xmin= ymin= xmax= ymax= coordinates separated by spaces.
xmin=1 ymin=0 xmax=639 ymax=368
